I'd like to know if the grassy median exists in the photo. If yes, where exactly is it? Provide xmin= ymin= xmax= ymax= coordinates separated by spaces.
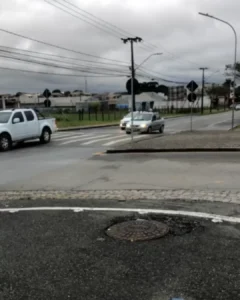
xmin=48 ymin=111 xmax=126 ymax=128
xmin=45 ymin=109 xmax=230 ymax=128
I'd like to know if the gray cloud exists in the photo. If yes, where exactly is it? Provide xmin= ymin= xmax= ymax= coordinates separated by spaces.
xmin=0 ymin=0 xmax=239 ymax=94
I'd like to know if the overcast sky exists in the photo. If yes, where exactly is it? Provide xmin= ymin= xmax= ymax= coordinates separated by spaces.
xmin=0 ymin=0 xmax=239 ymax=94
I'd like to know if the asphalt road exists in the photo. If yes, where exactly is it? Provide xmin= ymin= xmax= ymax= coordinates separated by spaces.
xmin=13 ymin=110 xmax=240 ymax=150
xmin=2 ymin=150 xmax=240 ymax=191
xmin=0 ymin=204 xmax=240 ymax=300
xmin=1 ymin=112 xmax=240 ymax=300
xmin=1 ymin=111 xmax=240 ymax=191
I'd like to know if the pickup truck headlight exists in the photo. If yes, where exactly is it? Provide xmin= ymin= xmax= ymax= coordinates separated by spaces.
xmin=126 ymin=123 xmax=131 ymax=128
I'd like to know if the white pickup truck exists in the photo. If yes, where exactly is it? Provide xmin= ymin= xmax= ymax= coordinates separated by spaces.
xmin=0 ymin=108 xmax=57 ymax=151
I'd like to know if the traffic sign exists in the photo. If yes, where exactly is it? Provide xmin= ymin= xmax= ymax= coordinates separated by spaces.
xmin=44 ymin=99 xmax=51 ymax=107
xmin=188 ymin=92 xmax=197 ymax=102
xmin=43 ymin=89 xmax=51 ymax=99
xmin=186 ymin=80 xmax=198 ymax=92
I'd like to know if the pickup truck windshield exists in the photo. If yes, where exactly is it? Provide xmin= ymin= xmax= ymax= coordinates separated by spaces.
xmin=0 ymin=112 xmax=11 ymax=123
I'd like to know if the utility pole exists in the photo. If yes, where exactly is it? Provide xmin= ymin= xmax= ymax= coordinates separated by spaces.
xmin=84 ymin=77 xmax=88 ymax=93
xmin=199 ymin=67 xmax=208 ymax=114
xmin=121 ymin=37 xmax=142 ymax=111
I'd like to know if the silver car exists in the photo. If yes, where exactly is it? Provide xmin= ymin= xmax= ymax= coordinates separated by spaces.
xmin=119 ymin=112 xmax=140 ymax=130
xmin=125 ymin=112 xmax=165 ymax=134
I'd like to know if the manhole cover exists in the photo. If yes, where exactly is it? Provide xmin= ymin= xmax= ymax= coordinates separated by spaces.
xmin=106 ymin=219 xmax=169 ymax=241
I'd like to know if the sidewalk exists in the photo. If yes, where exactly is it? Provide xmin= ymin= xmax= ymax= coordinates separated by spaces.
xmin=107 ymin=130 xmax=240 ymax=152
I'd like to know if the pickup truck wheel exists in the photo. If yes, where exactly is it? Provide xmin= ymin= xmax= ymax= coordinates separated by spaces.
xmin=0 ymin=134 xmax=12 ymax=151
xmin=40 ymin=128 xmax=51 ymax=144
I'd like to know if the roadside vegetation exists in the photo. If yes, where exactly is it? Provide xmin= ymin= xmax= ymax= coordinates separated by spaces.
xmin=43 ymin=106 xmax=230 ymax=128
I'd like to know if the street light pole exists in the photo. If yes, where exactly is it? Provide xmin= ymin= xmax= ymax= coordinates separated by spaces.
xmin=135 ymin=53 xmax=163 ymax=71
xmin=199 ymin=12 xmax=237 ymax=129
xmin=199 ymin=67 xmax=208 ymax=114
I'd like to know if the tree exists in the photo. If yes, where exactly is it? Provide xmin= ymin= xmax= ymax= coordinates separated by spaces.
xmin=52 ymin=89 xmax=62 ymax=94
xmin=15 ymin=92 xmax=23 ymax=97
xmin=64 ymin=91 xmax=71 ymax=97
xmin=206 ymin=83 xmax=229 ymax=97
xmin=89 ymin=101 xmax=100 ymax=111
xmin=157 ymin=85 xmax=168 ymax=96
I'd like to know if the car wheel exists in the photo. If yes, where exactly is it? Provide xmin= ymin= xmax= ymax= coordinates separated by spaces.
xmin=159 ymin=125 xmax=164 ymax=133
xmin=126 ymin=131 xmax=131 ymax=135
xmin=40 ymin=128 xmax=51 ymax=144
xmin=147 ymin=126 xmax=152 ymax=134
xmin=121 ymin=127 xmax=125 ymax=131
xmin=0 ymin=133 xmax=12 ymax=151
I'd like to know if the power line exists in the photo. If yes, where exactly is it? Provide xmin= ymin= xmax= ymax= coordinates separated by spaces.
xmin=0 ymin=49 xmax=129 ymax=73
xmin=136 ymin=67 xmax=188 ymax=84
xmin=0 ymin=53 xmax=130 ymax=76
xmin=44 ymin=0 xmax=124 ymax=40
xmin=0 ymin=66 xmax=126 ymax=77
xmin=0 ymin=45 xmax=128 ymax=67
xmin=0 ymin=27 xmax=129 ymax=64
xmin=44 ymin=0 xmax=153 ymax=53
xmin=47 ymin=0 xmax=156 ymax=51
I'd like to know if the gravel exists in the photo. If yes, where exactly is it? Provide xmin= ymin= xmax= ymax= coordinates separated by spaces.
xmin=0 ymin=189 xmax=240 ymax=204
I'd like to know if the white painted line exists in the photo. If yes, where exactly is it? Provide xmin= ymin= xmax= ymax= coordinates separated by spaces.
xmin=207 ymin=119 xmax=229 ymax=129
xmin=60 ymin=134 xmax=111 ymax=145
xmin=81 ymin=135 xmax=126 ymax=145
xmin=53 ymin=132 xmax=73 ymax=137
xmin=103 ymin=135 xmax=145 ymax=146
xmin=1 ymin=206 xmax=240 ymax=223
xmin=52 ymin=133 xmax=85 ymax=141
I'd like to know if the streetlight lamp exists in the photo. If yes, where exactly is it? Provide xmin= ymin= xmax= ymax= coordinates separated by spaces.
xmin=135 ymin=53 xmax=163 ymax=71
xmin=199 ymin=12 xmax=237 ymax=129
xmin=130 ymin=52 xmax=162 ymax=144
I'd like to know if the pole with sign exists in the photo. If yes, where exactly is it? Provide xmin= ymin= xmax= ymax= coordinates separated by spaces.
xmin=186 ymin=80 xmax=198 ymax=132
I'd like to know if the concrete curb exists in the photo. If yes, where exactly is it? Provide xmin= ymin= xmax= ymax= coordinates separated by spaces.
xmin=106 ymin=148 xmax=240 ymax=153
xmin=0 ymin=189 xmax=240 ymax=204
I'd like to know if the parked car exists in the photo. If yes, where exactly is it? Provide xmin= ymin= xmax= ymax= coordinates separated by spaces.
xmin=230 ymin=103 xmax=240 ymax=110
xmin=119 ymin=111 xmax=141 ymax=130
xmin=0 ymin=108 xmax=57 ymax=151
xmin=125 ymin=112 xmax=164 ymax=134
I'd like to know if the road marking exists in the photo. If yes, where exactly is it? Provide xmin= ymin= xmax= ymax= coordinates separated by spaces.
xmin=103 ymin=135 xmax=145 ymax=146
xmin=53 ymin=132 xmax=73 ymax=137
xmin=2 ymin=207 xmax=240 ymax=223
xmin=81 ymin=135 xmax=126 ymax=145
xmin=59 ymin=134 xmax=111 ymax=145
xmin=93 ymin=152 xmax=105 ymax=156
xmin=207 ymin=119 xmax=230 ymax=129
xmin=52 ymin=133 xmax=84 ymax=141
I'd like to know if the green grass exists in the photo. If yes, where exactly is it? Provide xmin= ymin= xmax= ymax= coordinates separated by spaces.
xmin=233 ymin=125 xmax=240 ymax=130
xmin=46 ymin=109 xmax=230 ymax=128
xmin=202 ymin=108 xmax=229 ymax=115
xmin=47 ymin=112 xmax=127 ymax=128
